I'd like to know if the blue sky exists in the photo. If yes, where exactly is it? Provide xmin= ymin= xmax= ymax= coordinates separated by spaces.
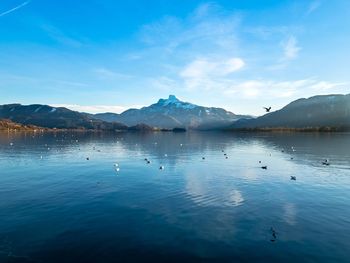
xmin=0 ymin=0 xmax=349 ymax=115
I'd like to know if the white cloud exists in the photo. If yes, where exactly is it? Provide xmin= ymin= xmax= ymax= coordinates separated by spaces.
xmin=180 ymin=59 xmax=216 ymax=78
xmin=225 ymin=79 xmax=348 ymax=99
xmin=51 ymin=104 xmax=142 ymax=114
xmin=179 ymin=57 xmax=244 ymax=90
xmin=223 ymin=58 xmax=246 ymax=74
xmin=309 ymin=81 xmax=348 ymax=91
xmin=283 ymin=36 xmax=301 ymax=60
xmin=0 ymin=1 xmax=30 ymax=17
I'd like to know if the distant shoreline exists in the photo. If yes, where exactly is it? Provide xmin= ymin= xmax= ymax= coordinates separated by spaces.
xmin=1 ymin=127 xmax=350 ymax=133
xmin=225 ymin=127 xmax=350 ymax=132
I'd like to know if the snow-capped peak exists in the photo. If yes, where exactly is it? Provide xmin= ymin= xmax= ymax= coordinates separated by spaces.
xmin=157 ymin=95 xmax=180 ymax=105
xmin=156 ymin=95 xmax=196 ymax=109
xmin=167 ymin=95 xmax=179 ymax=103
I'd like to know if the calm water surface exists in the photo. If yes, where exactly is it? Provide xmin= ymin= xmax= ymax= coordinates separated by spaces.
xmin=0 ymin=131 xmax=350 ymax=263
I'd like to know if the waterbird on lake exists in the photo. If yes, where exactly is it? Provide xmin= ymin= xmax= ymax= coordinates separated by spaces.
xmin=261 ymin=166 xmax=267 ymax=169
xmin=147 ymin=160 xmax=151 ymax=164
xmin=10 ymin=142 xmax=13 ymax=146
xmin=225 ymin=156 xmax=229 ymax=159
xmin=263 ymin=107 xmax=272 ymax=112
xmin=259 ymin=161 xmax=261 ymax=163
xmin=159 ymin=165 xmax=164 ymax=170
xmin=322 ymin=159 xmax=330 ymax=166
xmin=270 ymin=227 xmax=277 ymax=242
xmin=290 ymin=176 xmax=296 ymax=180
xmin=86 ymin=157 xmax=90 ymax=160
xmin=202 ymin=157 xmax=205 ymax=160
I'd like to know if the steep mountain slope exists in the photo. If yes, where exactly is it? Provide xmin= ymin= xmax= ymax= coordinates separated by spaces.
xmin=94 ymin=95 xmax=248 ymax=129
xmin=231 ymin=94 xmax=350 ymax=129
xmin=0 ymin=104 xmax=127 ymax=130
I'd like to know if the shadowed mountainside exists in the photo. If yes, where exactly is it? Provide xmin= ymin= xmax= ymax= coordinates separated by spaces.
xmin=229 ymin=94 xmax=350 ymax=131
xmin=0 ymin=104 xmax=127 ymax=130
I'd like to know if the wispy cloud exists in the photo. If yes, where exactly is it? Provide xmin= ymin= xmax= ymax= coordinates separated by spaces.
xmin=149 ymin=76 xmax=179 ymax=92
xmin=93 ymin=68 xmax=132 ymax=80
xmin=306 ymin=0 xmax=321 ymax=15
xmin=41 ymin=24 xmax=83 ymax=47
xmin=268 ymin=35 xmax=301 ymax=70
xmin=138 ymin=3 xmax=241 ymax=55
xmin=282 ymin=36 xmax=301 ymax=60
xmin=0 ymin=1 xmax=30 ymax=17
xmin=0 ymin=73 xmax=90 ymax=89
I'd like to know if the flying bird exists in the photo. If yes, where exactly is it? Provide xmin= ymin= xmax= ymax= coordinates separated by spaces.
xmin=263 ymin=107 xmax=272 ymax=112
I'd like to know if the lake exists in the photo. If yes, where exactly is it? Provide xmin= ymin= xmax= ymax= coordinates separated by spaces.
xmin=0 ymin=131 xmax=350 ymax=263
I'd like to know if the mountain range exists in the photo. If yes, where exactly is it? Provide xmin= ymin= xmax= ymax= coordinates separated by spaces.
xmin=93 ymin=95 xmax=249 ymax=129
xmin=0 ymin=94 xmax=349 ymax=131
xmin=0 ymin=104 xmax=127 ymax=130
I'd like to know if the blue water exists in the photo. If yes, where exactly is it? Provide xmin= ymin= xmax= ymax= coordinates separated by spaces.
xmin=0 ymin=131 xmax=350 ymax=263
